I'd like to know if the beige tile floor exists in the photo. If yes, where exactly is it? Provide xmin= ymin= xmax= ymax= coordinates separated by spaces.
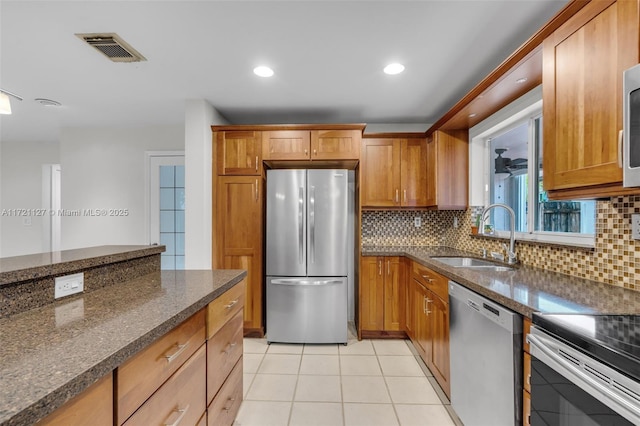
xmin=235 ymin=338 xmax=460 ymax=426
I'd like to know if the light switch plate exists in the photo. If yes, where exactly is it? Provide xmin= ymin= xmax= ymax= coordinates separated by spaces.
xmin=633 ymin=214 xmax=640 ymax=240
xmin=54 ymin=272 xmax=84 ymax=299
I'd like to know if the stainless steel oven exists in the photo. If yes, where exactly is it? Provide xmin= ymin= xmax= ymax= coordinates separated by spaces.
xmin=527 ymin=314 xmax=640 ymax=426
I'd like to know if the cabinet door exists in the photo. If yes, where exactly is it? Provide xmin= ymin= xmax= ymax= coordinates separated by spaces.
xmin=400 ymin=139 xmax=427 ymax=207
xmin=543 ymin=0 xmax=637 ymax=192
xmin=311 ymin=129 xmax=361 ymax=160
xmin=262 ymin=130 xmax=311 ymax=160
xmin=413 ymin=280 xmax=430 ymax=360
xmin=405 ymin=269 xmax=414 ymax=339
xmin=216 ymin=131 xmax=262 ymax=176
xmin=38 ymin=374 xmax=112 ymax=426
xmin=360 ymin=257 xmax=384 ymax=331
xmin=215 ymin=176 xmax=264 ymax=334
xmin=383 ymin=257 xmax=405 ymax=331
xmin=426 ymin=131 xmax=468 ymax=209
xmin=361 ymin=139 xmax=401 ymax=207
xmin=429 ymin=293 xmax=450 ymax=398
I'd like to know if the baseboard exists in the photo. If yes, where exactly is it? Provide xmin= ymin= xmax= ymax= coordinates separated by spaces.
xmin=360 ymin=330 xmax=408 ymax=339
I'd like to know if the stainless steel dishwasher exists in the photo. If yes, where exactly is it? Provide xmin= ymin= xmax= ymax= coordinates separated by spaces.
xmin=449 ymin=281 xmax=522 ymax=426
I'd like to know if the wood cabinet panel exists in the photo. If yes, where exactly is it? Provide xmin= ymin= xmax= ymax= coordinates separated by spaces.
xmin=426 ymin=130 xmax=468 ymax=209
xmin=543 ymin=0 xmax=639 ymax=197
xmin=524 ymin=351 xmax=531 ymax=394
xmin=207 ymin=280 xmax=245 ymax=338
xmin=215 ymin=176 xmax=263 ymax=335
xmin=207 ymin=358 xmax=243 ymax=426
xmin=412 ymin=262 xmax=448 ymax=301
xmin=523 ymin=317 xmax=532 ymax=354
xmin=360 ymin=257 xmax=385 ymax=331
xmin=37 ymin=373 xmax=112 ymax=426
xmin=400 ymin=139 xmax=428 ymax=207
xmin=216 ymin=131 xmax=262 ymax=176
xmin=117 ymin=309 xmax=206 ymax=424
xmin=207 ymin=310 xmax=244 ymax=404
xmin=430 ymin=294 xmax=450 ymax=397
xmin=523 ymin=390 xmax=531 ymax=426
xmin=361 ymin=139 xmax=401 ymax=207
xmin=405 ymin=262 xmax=414 ymax=339
xmin=311 ymin=129 xmax=360 ymax=160
xmin=123 ymin=344 xmax=206 ymax=426
xmin=383 ymin=257 xmax=405 ymax=331
xmin=262 ymin=130 xmax=311 ymax=160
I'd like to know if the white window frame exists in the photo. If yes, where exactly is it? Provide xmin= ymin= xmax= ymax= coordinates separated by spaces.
xmin=470 ymin=87 xmax=595 ymax=248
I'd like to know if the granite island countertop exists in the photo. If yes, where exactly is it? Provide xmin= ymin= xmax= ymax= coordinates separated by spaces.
xmin=0 ymin=268 xmax=246 ymax=426
xmin=363 ymin=246 xmax=640 ymax=317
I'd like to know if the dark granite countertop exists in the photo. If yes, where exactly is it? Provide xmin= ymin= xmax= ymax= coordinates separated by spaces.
xmin=0 ymin=245 xmax=165 ymax=286
xmin=363 ymin=246 xmax=640 ymax=318
xmin=0 ymin=268 xmax=246 ymax=426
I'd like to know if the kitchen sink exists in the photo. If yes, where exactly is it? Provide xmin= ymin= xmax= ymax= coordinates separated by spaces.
xmin=431 ymin=256 xmax=515 ymax=272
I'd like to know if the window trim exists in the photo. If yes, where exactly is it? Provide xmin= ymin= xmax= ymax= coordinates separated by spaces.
xmin=470 ymin=89 xmax=596 ymax=248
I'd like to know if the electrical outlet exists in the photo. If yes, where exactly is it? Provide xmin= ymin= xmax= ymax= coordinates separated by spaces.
xmin=453 ymin=216 xmax=459 ymax=228
xmin=414 ymin=216 xmax=422 ymax=227
xmin=632 ymin=214 xmax=640 ymax=240
xmin=54 ymin=272 xmax=84 ymax=299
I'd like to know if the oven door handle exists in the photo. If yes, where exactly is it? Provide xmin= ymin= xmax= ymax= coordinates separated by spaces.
xmin=528 ymin=331 xmax=640 ymax=425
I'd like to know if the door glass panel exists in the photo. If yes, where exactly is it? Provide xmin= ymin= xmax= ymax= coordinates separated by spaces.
xmin=159 ymin=164 xmax=185 ymax=270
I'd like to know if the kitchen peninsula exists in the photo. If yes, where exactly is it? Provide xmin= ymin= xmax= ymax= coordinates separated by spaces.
xmin=0 ymin=245 xmax=246 ymax=426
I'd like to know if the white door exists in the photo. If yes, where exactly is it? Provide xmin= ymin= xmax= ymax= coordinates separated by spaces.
xmin=148 ymin=153 xmax=185 ymax=270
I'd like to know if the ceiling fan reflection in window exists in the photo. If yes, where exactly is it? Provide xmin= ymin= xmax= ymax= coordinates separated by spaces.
xmin=494 ymin=148 xmax=527 ymax=176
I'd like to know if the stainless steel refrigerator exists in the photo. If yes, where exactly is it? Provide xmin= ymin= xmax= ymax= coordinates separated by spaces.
xmin=266 ymin=169 xmax=350 ymax=344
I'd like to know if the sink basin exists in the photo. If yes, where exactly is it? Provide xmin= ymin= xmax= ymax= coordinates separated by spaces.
xmin=431 ymin=256 xmax=515 ymax=272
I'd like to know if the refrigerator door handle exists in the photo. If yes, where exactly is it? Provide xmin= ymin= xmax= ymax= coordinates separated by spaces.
xmin=298 ymin=186 xmax=304 ymax=265
xmin=271 ymin=279 xmax=343 ymax=286
xmin=310 ymin=185 xmax=315 ymax=263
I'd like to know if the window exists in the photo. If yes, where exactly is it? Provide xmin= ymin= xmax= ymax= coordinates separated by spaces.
xmin=482 ymin=103 xmax=595 ymax=246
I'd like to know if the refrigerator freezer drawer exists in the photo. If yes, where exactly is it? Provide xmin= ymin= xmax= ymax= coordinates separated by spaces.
xmin=266 ymin=277 xmax=348 ymax=344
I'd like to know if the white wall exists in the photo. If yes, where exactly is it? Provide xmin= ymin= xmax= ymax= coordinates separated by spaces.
xmin=363 ymin=123 xmax=431 ymax=134
xmin=59 ymin=126 xmax=183 ymax=250
xmin=0 ymin=140 xmax=60 ymax=257
xmin=184 ymin=100 xmax=228 ymax=269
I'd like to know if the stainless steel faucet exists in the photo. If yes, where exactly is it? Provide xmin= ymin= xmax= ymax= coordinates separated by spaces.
xmin=479 ymin=203 xmax=518 ymax=265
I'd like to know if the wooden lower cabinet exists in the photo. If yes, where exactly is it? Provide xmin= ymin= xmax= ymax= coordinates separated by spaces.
xmin=37 ymin=373 xmax=113 ymax=426
xmin=410 ymin=262 xmax=450 ymax=398
xmin=207 ymin=358 xmax=243 ymax=426
xmin=359 ymin=256 xmax=406 ymax=337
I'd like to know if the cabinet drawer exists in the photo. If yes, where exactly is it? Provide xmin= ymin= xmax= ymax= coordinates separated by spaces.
xmin=412 ymin=263 xmax=448 ymax=301
xmin=37 ymin=373 xmax=112 ymax=426
xmin=123 ymin=344 xmax=206 ymax=426
xmin=117 ymin=309 xmax=206 ymax=424
xmin=207 ymin=281 xmax=245 ymax=339
xmin=207 ymin=358 xmax=243 ymax=426
xmin=207 ymin=310 xmax=244 ymax=404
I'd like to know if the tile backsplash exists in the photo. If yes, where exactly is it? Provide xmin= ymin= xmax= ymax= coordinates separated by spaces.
xmin=362 ymin=195 xmax=640 ymax=291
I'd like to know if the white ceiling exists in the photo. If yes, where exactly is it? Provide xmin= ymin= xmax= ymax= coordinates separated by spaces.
xmin=0 ymin=0 xmax=568 ymax=143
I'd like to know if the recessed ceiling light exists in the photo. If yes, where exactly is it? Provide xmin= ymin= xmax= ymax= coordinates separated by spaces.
xmin=253 ymin=66 xmax=274 ymax=77
xmin=384 ymin=63 xmax=405 ymax=75
xmin=468 ymin=113 xmax=477 ymax=118
xmin=515 ymin=77 xmax=528 ymax=84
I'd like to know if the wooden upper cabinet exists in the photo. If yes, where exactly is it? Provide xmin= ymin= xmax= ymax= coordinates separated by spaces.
xmin=543 ymin=0 xmax=639 ymax=198
xmin=262 ymin=130 xmax=311 ymax=160
xmin=311 ymin=129 xmax=361 ymax=160
xmin=216 ymin=131 xmax=262 ymax=176
xmin=425 ymin=130 xmax=468 ymax=209
xmin=401 ymin=139 xmax=428 ymax=207
xmin=361 ymin=137 xmax=427 ymax=207
xmin=263 ymin=129 xmax=361 ymax=160
xmin=361 ymin=139 xmax=401 ymax=207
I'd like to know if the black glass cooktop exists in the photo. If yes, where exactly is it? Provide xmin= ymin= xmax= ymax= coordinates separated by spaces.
xmin=532 ymin=313 xmax=640 ymax=382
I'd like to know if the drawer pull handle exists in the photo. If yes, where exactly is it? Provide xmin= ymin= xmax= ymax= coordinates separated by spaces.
xmin=223 ymin=342 xmax=238 ymax=355
xmin=164 ymin=405 xmax=189 ymax=426
xmin=224 ymin=299 xmax=239 ymax=310
xmin=421 ymin=275 xmax=434 ymax=283
xmin=164 ymin=342 xmax=189 ymax=363
xmin=223 ymin=397 xmax=236 ymax=412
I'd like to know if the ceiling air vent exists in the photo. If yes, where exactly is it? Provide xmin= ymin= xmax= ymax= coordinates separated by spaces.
xmin=76 ymin=33 xmax=146 ymax=63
